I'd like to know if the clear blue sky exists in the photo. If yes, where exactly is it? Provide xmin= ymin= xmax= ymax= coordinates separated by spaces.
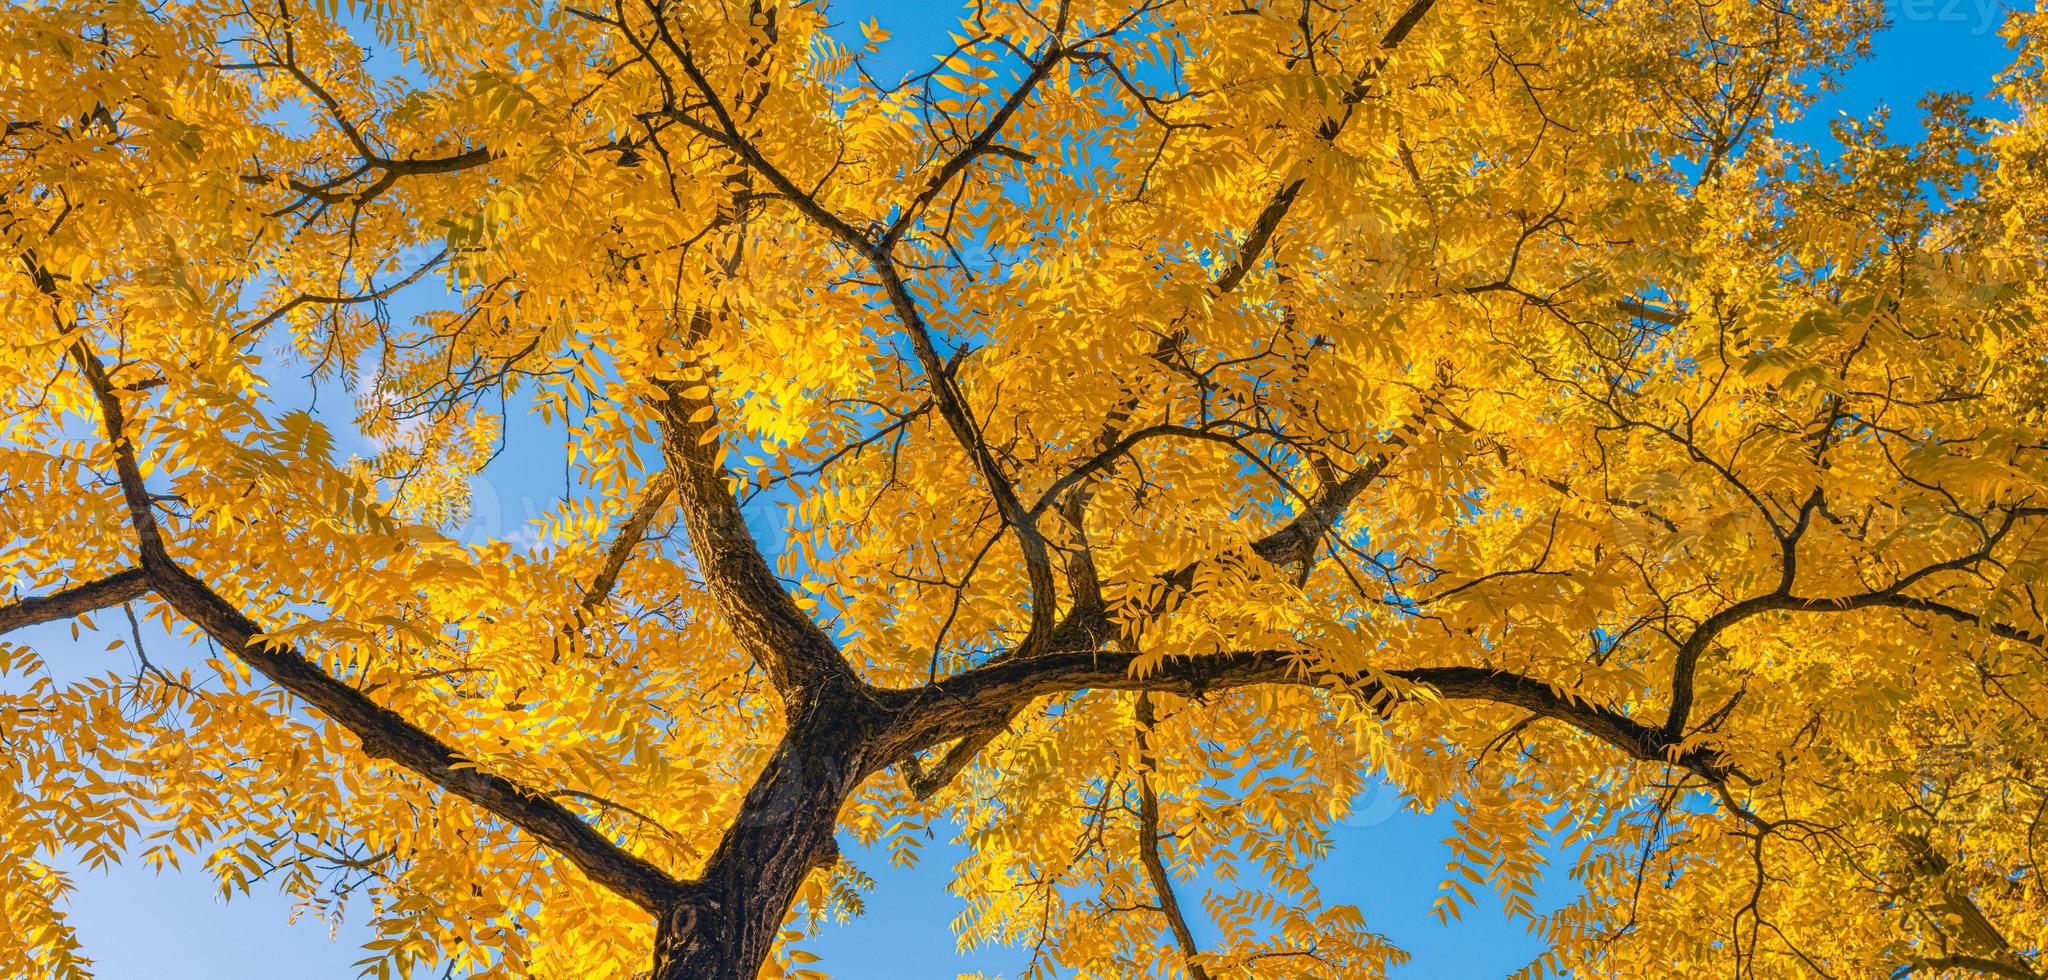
xmin=42 ymin=1 xmax=2012 ymax=977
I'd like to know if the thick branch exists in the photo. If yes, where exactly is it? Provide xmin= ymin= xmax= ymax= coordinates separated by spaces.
xmin=1664 ymin=590 xmax=1787 ymax=739
xmin=1856 ymin=593 xmax=2048 ymax=648
xmin=887 ymin=649 xmax=1729 ymax=781
xmin=75 ymin=346 xmax=684 ymax=911
xmin=655 ymin=376 xmax=855 ymax=701
xmin=1209 ymin=0 xmax=1438 ymax=292
xmin=1379 ymin=0 xmax=1441 ymax=48
xmin=1013 ymin=0 xmax=1450 ymax=637
xmin=144 ymin=560 xmax=686 ymax=910
xmin=0 ymin=568 xmax=151 ymax=635
xmin=1213 ymin=177 xmax=1304 ymax=294
xmin=75 ymin=346 xmax=172 ymax=562
xmin=869 ymin=259 xmax=1061 ymax=657
xmin=1899 ymin=956 xmax=2040 ymax=980
xmin=905 ymin=707 xmax=1016 ymax=801
xmin=658 ymin=41 xmax=1063 ymax=659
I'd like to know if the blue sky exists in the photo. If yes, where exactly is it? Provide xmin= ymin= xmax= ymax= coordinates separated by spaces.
xmin=41 ymin=1 xmax=2016 ymax=977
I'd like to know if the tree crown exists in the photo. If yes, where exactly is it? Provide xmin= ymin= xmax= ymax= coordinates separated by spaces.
xmin=5 ymin=0 xmax=2048 ymax=977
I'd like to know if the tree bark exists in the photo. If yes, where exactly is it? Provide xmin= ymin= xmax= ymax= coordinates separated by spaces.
xmin=651 ymin=685 xmax=878 ymax=980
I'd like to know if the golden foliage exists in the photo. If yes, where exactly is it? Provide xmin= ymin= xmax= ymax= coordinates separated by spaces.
xmin=3 ymin=0 xmax=2047 ymax=977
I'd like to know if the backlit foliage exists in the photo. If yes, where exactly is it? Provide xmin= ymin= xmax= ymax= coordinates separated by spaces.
xmin=4 ymin=0 xmax=2048 ymax=977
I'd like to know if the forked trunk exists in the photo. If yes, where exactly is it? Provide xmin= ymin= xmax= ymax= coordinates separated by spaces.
xmin=652 ymin=696 xmax=873 ymax=979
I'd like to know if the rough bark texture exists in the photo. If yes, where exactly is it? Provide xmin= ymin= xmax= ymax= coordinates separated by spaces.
xmin=650 ymin=686 xmax=881 ymax=980
xmin=0 ymin=567 xmax=150 ymax=633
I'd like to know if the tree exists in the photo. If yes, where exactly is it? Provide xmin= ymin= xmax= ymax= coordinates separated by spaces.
xmin=4 ymin=0 xmax=2048 ymax=975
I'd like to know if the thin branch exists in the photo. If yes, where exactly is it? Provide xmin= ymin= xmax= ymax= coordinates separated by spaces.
xmin=1897 ymin=834 xmax=2043 ymax=979
xmin=241 ymin=248 xmax=450 ymax=337
xmin=1665 ymin=510 xmax=2046 ymax=737
xmin=1135 ymin=693 xmax=1215 ymax=980
xmin=880 ymin=13 xmax=1073 ymax=249
xmin=580 ymin=471 xmax=675 ymax=612
xmin=905 ymin=711 xmax=1015 ymax=801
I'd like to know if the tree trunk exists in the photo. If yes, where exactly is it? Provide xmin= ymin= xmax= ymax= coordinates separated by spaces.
xmin=651 ymin=692 xmax=875 ymax=980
